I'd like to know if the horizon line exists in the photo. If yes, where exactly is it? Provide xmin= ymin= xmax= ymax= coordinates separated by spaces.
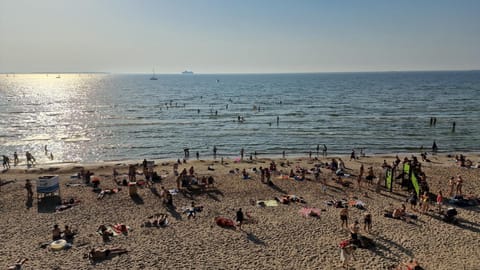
xmin=1 ymin=68 xmax=480 ymax=75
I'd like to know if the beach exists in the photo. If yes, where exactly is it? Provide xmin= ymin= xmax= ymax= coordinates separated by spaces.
xmin=1 ymin=153 xmax=479 ymax=269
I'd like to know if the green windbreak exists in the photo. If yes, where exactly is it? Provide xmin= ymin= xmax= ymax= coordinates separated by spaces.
xmin=386 ymin=169 xmax=393 ymax=191
xmin=411 ymin=172 xmax=420 ymax=196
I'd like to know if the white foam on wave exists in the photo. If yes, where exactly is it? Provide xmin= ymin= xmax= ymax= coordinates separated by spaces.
xmin=21 ymin=134 xmax=51 ymax=141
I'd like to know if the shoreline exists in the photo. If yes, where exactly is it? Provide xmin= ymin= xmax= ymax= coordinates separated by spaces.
xmin=5 ymin=150 xmax=479 ymax=173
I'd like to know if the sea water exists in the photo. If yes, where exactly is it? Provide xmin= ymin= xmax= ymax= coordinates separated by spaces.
xmin=0 ymin=71 xmax=479 ymax=164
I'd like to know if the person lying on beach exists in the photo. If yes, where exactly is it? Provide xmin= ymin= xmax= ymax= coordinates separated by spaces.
xmin=7 ymin=258 xmax=28 ymax=270
xmin=97 ymin=188 xmax=121 ymax=199
xmin=396 ymin=258 xmax=423 ymax=270
xmin=183 ymin=202 xmax=204 ymax=219
xmin=55 ymin=198 xmax=81 ymax=212
xmin=214 ymin=216 xmax=236 ymax=228
xmin=274 ymin=195 xmax=306 ymax=204
xmin=143 ymin=213 xmax=168 ymax=227
xmin=87 ymin=247 xmax=128 ymax=261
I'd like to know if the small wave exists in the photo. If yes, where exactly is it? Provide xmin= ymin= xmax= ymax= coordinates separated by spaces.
xmin=21 ymin=134 xmax=51 ymax=141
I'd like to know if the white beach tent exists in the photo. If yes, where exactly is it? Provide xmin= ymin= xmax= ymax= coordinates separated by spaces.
xmin=37 ymin=175 xmax=60 ymax=201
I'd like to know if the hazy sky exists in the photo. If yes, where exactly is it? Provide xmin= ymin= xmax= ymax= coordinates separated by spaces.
xmin=1 ymin=0 xmax=479 ymax=73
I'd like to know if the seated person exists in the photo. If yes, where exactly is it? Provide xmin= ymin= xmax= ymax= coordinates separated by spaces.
xmin=63 ymin=225 xmax=76 ymax=241
xmin=241 ymin=169 xmax=250 ymax=179
xmin=52 ymin=225 xmax=62 ymax=241
xmin=88 ymin=247 xmax=128 ymax=261
xmin=207 ymin=176 xmax=215 ymax=187
xmin=98 ymin=225 xmax=114 ymax=241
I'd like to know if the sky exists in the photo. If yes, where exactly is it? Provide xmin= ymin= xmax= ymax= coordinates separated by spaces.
xmin=0 ymin=0 xmax=479 ymax=73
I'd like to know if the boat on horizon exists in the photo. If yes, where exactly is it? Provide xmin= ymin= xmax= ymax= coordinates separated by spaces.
xmin=56 ymin=74 xmax=61 ymax=79
xmin=182 ymin=70 xmax=194 ymax=75
xmin=150 ymin=68 xmax=158 ymax=80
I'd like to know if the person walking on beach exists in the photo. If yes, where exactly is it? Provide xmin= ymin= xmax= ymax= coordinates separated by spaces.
xmin=436 ymin=190 xmax=443 ymax=212
xmin=240 ymin=148 xmax=244 ymax=160
xmin=340 ymin=244 xmax=356 ymax=269
xmin=322 ymin=144 xmax=327 ymax=157
xmin=13 ymin=151 xmax=19 ymax=166
xmin=363 ymin=212 xmax=372 ymax=233
xmin=448 ymin=176 xmax=455 ymax=197
xmin=432 ymin=140 xmax=438 ymax=153
xmin=236 ymin=208 xmax=244 ymax=230
xmin=24 ymin=179 xmax=33 ymax=199
xmin=2 ymin=155 xmax=10 ymax=169
xmin=456 ymin=175 xmax=463 ymax=195
xmin=340 ymin=207 xmax=348 ymax=228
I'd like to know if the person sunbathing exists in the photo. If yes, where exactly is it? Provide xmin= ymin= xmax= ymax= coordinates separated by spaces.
xmin=143 ymin=214 xmax=168 ymax=227
xmin=7 ymin=258 xmax=28 ymax=270
xmin=87 ymin=247 xmax=128 ymax=261
xmin=396 ymin=258 xmax=422 ymax=270
xmin=275 ymin=195 xmax=306 ymax=204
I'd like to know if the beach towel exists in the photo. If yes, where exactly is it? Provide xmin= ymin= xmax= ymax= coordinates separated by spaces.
xmin=299 ymin=207 xmax=321 ymax=218
xmin=256 ymin=200 xmax=279 ymax=207
xmin=112 ymin=224 xmax=131 ymax=234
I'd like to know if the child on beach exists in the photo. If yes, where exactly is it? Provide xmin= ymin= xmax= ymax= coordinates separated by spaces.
xmin=340 ymin=207 xmax=349 ymax=228
xmin=363 ymin=212 xmax=372 ymax=233
xmin=340 ymin=244 xmax=356 ymax=269
xmin=436 ymin=191 xmax=443 ymax=212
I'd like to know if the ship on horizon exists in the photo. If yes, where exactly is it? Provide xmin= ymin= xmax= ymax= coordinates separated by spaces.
xmin=182 ymin=70 xmax=194 ymax=75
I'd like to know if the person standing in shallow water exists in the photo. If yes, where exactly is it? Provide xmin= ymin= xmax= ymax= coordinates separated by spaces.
xmin=452 ymin=121 xmax=456 ymax=133
xmin=213 ymin=146 xmax=217 ymax=159
xmin=432 ymin=140 xmax=438 ymax=153
xmin=322 ymin=144 xmax=327 ymax=157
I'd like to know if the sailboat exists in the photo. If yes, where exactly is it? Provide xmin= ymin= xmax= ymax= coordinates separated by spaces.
xmin=150 ymin=68 xmax=158 ymax=80
xmin=56 ymin=74 xmax=61 ymax=79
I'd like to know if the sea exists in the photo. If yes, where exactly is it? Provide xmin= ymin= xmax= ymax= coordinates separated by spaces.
xmin=0 ymin=71 xmax=479 ymax=165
